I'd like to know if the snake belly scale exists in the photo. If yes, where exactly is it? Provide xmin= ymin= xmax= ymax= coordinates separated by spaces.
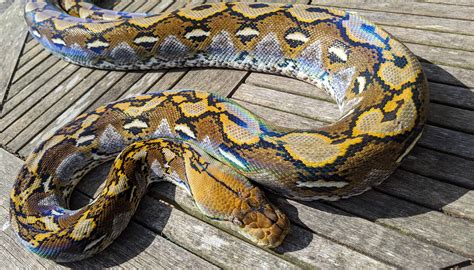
xmin=10 ymin=0 xmax=428 ymax=262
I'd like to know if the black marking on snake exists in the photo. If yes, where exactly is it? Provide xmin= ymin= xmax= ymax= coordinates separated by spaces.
xmin=192 ymin=4 xmax=213 ymax=11
xmin=248 ymin=3 xmax=270 ymax=8
xmin=191 ymin=156 xmax=242 ymax=199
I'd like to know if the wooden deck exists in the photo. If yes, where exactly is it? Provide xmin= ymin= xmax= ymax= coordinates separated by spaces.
xmin=1 ymin=0 xmax=473 ymax=268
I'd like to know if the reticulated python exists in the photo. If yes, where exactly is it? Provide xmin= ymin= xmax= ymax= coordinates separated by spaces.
xmin=10 ymin=0 xmax=428 ymax=262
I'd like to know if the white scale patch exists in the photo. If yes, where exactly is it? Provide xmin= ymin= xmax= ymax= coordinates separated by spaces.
xmin=356 ymin=76 xmax=366 ymax=93
xmin=51 ymin=209 xmax=64 ymax=216
xmin=134 ymin=36 xmax=159 ymax=44
xmin=87 ymin=40 xmax=110 ymax=49
xmin=32 ymin=30 xmax=41 ymax=38
xmin=76 ymin=135 xmax=95 ymax=146
xmin=52 ymin=38 xmax=66 ymax=46
xmin=185 ymin=29 xmax=210 ymax=40
xmin=124 ymin=119 xmax=149 ymax=130
xmin=236 ymin=27 xmax=259 ymax=37
xmin=286 ymin=32 xmax=309 ymax=43
xmin=84 ymin=235 xmax=107 ymax=252
xmin=296 ymin=180 xmax=349 ymax=188
xmin=175 ymin=124 xmax=196 ymax=139
xmin=328 ymin=46 xmax=348 ymax=62
xmin=218 ymin=148 xmax=246 ymax=169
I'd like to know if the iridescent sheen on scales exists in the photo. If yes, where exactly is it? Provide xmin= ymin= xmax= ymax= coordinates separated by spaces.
xmin=10 ymin=0 xmax=428 ymax=262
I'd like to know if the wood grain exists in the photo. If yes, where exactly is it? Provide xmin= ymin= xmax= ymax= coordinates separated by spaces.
xmin=0 ymin=1 xmax=28 ymax=108
xmin=312 ymin=0 xmax=474 ymax=21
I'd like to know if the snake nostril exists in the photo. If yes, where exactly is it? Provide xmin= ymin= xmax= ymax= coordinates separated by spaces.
xmin=263 ymin=207 xmax=278 ymax=222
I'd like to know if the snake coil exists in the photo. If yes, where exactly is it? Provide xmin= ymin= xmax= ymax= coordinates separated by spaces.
xmin=10 ymin=0 xmax=428 ymax=262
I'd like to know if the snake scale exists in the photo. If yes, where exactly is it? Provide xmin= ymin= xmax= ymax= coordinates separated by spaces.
xmin=10 ymin=0 xmax=428 ymax=262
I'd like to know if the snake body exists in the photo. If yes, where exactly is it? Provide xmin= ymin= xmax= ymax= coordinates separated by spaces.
xmin=10 ymin=0 xmax=428 ymax=262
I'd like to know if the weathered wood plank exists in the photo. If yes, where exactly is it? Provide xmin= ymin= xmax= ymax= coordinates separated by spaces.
xmin=378 ymin=170 xmax=474 ymax=221
xmin=0 ymin=69 xmax=110 ymax=145
xmin=11 ymin=70 xmax=123 ymax=153
xmin=0 ymin=148 xmax=219 ymax=269
xmin=7 ymin=54 xmax=61 ymax=99
xmin=330 ymin=190 xmax=474 ymax=257
xmin=0 ymin=60 xmax=76 ymax=120
xmin=0 ymin=0 xmax=14 ymax=15
xmin=172 ymin=68 xmax=248 ymax=97
xmin=276 ymin=198 xmax=470 ymax=269
xmin=416 ymin=0 xmax=474 ymax=6
xmin=312 ymin=0 xmax=474 ymax=21
xmin=11 ymin=51 xmax=54 ymax=84
xmin=247 ymin=69 xmax=474 ymax=112
xmin=0 ymin=0 xmax=28 ymax=107
xmin=120 ymin=71 xmax=169 ymax=98
xmin=407 ymin=43 xmax=474 ymax=70
xmin=233 ymin=84 xmax=340 ymax=123
xmin=84 ymin=72 xmax=146 ymax=113
xmin=17 ymin=41 xmax=42 ymax=68
xmin=21 ymin=38 xmax=38 ymax=54
xmin=150 ymin=69 xmax=189 ymax=91
xmin=245 ymin=73 xmax=334 ymax=103
xmin=137 ymin=196 xmax=304 ymax=269
xmin=429 ymin=82 xmax=474 ymax=110
xmin=419 ymin=125 xmax=474 ymax=160
xmin=401 ymin=147 xmax=474 ymax=189
xmin=65 ymin=220 xmax=218 ymax=269
xmin=146 ymin=184 xmax=393 ymax=269
xmin=382 ymin=25 xmax=474 ymax=52
xmin=149 ymin=179 xmax=468 ymax=268
xmin=425 ymin=63 xmax=474 ymax=89
xmin=346 ymin=8 xmax=474 ymax=36
xmin=428 ymin=103 xmax=474 ymax=134
xmin=236 ymin=100 xmax=326 ymax=129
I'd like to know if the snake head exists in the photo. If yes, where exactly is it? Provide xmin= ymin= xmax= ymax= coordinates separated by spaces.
xmin=181 ymin=145 xmax=290 ymax=248
xmin=229 ymin=187 xmax=289 ymax=248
